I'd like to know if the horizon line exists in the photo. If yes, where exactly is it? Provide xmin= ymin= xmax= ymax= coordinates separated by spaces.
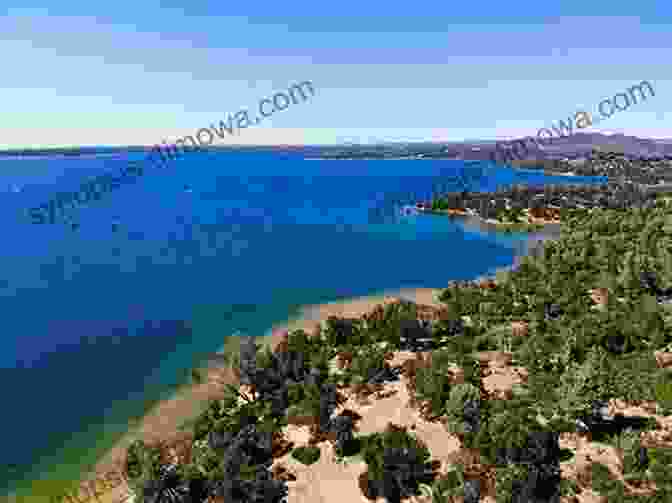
xmin=2 ymin=132 xmax=672 ymax=154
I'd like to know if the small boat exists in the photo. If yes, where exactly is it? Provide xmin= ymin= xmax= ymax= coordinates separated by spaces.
xmin=400 ymin=205 xmax=419 ymax=216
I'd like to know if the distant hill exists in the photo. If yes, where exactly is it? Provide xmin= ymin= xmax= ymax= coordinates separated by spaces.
xmin=455 ymin=132 xmax=672 ymax=162
xmin=3 ymin=133 xmax=671 ymax=160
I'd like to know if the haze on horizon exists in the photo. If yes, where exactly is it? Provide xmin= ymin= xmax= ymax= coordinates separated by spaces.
xmin=1 ymin=1 xmax=670 ymax=149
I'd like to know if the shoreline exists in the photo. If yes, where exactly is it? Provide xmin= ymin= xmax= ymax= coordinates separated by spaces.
xmin=78 ymin=288 xmax=447 ymax=498
xmin=419 ymin=207 xmax=562 ymax=238
xmin=86 ymin=224 xmax=558 ymax=474
xmin=33 ymin=228 xmax=561 ymax=503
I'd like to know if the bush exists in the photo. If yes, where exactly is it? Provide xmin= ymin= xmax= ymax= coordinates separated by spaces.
xmin=359 ymin=425 xmax=436 ymax=502
xmin=207 ymin=462 xmax=288 ymax=503
xmin=291 ymin=445 xmax=321 ymax=465
xmin=329 ymin=414 xmax=358 ymax=457
xmin=192 ymin=399 xmax=231 ymax=442
xmin=188 ymin=438 xmax=222 ymax=478
xmin=558 ymin=478 xmax=581 ymax=499
xmin=239 ymin=335 xmax=258 ymax=386
xmin=323 ymin=316 xmax=363 ymax=347
xmin=345 ymin=344 xmax=390 ymax=385
xmin=397 ymin=318 xmax=435 ymax=352
xmin=478 ymin=398 xmax=549 ymax=465
xmin=433 ymin=317 xmax=465 ymax=340
xmin=654 ymin=369 xmax=672 ymax=414
xmin=124 ymin=441 xmax=185 ymax=503
xmin=591 ymin=462 xmax=627 ymax=501
xmin=617 ymin=429 xmax=650 ymax=479
xmin=647 ymin=447 xmax=672 ymax=491
xmin=418 ymin=465 xmax=466 ymax=502
xmin=443 ymin=383 xmax=481 ymax=436
xmin=515 ymin=330 xmax=571 ymax=375
xmin=495 ymin=462 xmax=561 ymax=503
xmin=414 ymin=355 xmax=454 ymax=418
xmin=125 ymin=439 xmax=157 ymax=480
xmin=494 ymin=464 xmax=530 ymax=503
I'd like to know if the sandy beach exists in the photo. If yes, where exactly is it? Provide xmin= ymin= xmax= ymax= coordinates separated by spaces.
xmin=79 ymin=287 xmax=444 ymax=503
xmin=37 ymin=212 xmax=566 ymax=503
xmin=80 ymin=239 xmax=553 ymax=502
xmin=70 ymin=252 xmax=672 ymax=503
xmin=64 ymin=223 xmax=559 ymax=503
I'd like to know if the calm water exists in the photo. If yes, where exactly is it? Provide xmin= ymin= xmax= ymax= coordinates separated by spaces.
xmin=0 ymin=150 xmax=606 ymax=496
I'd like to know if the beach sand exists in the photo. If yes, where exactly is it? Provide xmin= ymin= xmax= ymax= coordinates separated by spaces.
xmin=80 ymin=288 xmax=443 ymax=503
xmin=44 ymin=219 xmax=560 ymax=503
xmin=75 ymin=277 xmax=672 ymax=503
xmin=62 ymin=222 xmax=558 ymax=503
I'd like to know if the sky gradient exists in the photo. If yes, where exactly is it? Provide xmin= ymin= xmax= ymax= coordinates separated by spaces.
xmin=1 ymin=1 xmax=671 ymax=148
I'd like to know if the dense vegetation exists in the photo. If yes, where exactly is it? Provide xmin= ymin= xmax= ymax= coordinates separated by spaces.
xmin=517 ymin=149 xmax=672 ymax=186
xmin=121 ymin=196 xmax=672 ymax=502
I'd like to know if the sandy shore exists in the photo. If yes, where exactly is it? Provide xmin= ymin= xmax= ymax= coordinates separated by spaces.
xmin=59 ymin=224 xmax=562 ymax=503
xmin=84 ymin=241 xmax=553 ymax=493
xmin=68 ymin=226 xmax=672 ymax=503
xmin=73 ymin=217 xmax=559 ymax=502
xmin=265 ymin=288 xmax=444 ymax=337
xmin=79 ymin=287 xmax=444 ymax=503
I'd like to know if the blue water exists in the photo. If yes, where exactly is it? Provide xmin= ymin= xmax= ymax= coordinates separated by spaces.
xmin=0 ymin=150 xmax=606 ymax=495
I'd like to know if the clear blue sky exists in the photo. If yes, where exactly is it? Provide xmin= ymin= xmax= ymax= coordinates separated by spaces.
xmin=2 ymin=1 xmax=670 ymax=148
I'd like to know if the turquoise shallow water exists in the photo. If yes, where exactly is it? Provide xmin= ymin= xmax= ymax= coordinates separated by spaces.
xmin=0 ymin=151 xmax=606 ymax=498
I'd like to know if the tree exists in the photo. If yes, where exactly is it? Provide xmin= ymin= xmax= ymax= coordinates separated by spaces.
xmin=239 ymin=335 xmax=258 ymax=386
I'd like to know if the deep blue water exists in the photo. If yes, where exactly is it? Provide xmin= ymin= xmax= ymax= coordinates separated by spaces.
xmin=0 ymin=151 xmax=607 ymax=496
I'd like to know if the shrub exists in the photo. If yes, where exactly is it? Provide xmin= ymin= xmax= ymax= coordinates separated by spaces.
xmin=125 ymin=439 xmax=163 ymax=481
xmin=494 ymin=464 xmax=530 ymax=503
xmin=345 ymin=344 xmax=390 ymax=384
xmin=359 ymin=424 xmax=436 ymax=502
xmin=617 ymin=429 xmax=650 ymax=480
xmin=558 ymin=478 xmax=580 ymax=499
xmin=433 ymin=317 xmax=465 ymax=340
xmin=329 ymin=414 xmax=358 ymax=457
xmin=418 ymin=464 xmax=466 ymax=502
xmin=414 ymin=365 xmax=452 ymax=418
xmin=591 ymin=462 xmax=627 ymax=501
xmin=291 ymin=445 xmax=321 ymax=465
xmin=254 ymin=343 xmax=275 ymax=371
xmin=654 ymin=369 xmax=672 ymax=414
xmin=137 ymin=464 xmax=190 ymax=503
xmin=515 ymin=330 xmax=571 ymax=375
xmin=478 ymin=398 xmax=549 ymax=466
xmin=192 ymin=399 xmax=231 ymax=442
xmin=286 ymin=382 xmax=322 ymax=418
xmin=188 ymin=438 xmax=222 ymax=478
xmin=207 ymin=461 xmax=288 ymax=503
xmin=286 ymin=328 xmax=312 ymax=353
xmin=124 ymin=441 xmax=188 ymax=503
xmin=443 ymin=383 xmax=481 ymax=436
xmin=398 ymin=318 xmax=435 ymax=351
xmin=239 ymin=335 xmax=258 ymax=386
xmin=413 ymin=351 xmax=457 ymax=418
xmin=495 ymin=462 xmax=561 ymax=503
xmin=361 ymin=301 xmax=422 ymax=348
